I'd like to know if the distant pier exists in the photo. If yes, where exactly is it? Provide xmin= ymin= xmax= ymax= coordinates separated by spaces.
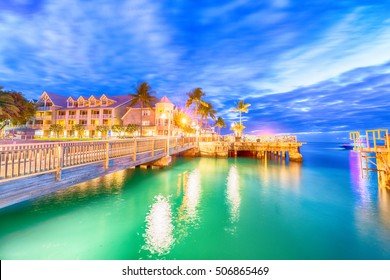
xmin=190 ymin=135 xmax=304 ymax=162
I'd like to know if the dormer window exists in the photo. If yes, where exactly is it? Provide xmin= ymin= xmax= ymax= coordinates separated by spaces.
xmin=78 ymin=97 xmax=85 ymax=107
xmin=100 ymin=94 xmax=108 ymax=106
xmin=89 ymin=96 xmax=97 ymax=107
xmin=67 ymin=97 xmax=75 ymax=108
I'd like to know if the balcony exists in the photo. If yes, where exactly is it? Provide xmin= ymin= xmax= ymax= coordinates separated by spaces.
xmin=91 ymin=114 xmax=100 ymax=119
xmin=37 ymin=106 xmax=53 ymax=111
xmin=68 ymin=115 xmax=77 ymax=119
xmin=57 ymin=115 xmax=66 ymax=119
xmin=32 ymin=124 xmax=51 ymax=130
xmin=79 ymin=115 xmax=88 ymax=119
xmin=102 ymin=114 xmax=112 ymax=118
xmin=35 ymin=115 xmax=52 ymax=120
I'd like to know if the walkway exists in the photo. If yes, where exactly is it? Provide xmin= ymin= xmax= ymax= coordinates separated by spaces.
xmin=0 ymin=137 xmax=196 ymax=208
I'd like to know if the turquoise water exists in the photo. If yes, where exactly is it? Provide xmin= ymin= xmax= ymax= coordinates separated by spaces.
xmin=1 ymin=142 xmax=390 ymax=259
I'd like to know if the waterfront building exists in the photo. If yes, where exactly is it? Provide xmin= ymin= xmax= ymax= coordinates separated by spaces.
xmin=121 ymin=96 xmax=177 ymax=136
xmin=32 ymin=91 xmax=130 ymax=137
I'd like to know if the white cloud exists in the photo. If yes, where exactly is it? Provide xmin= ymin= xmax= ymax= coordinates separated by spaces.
xmin=264 ymin=7 xmax=390 ymax=93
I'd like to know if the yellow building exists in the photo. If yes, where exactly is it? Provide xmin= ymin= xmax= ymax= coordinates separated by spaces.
xmin=33 ymin=91 xmax=130 ymax=137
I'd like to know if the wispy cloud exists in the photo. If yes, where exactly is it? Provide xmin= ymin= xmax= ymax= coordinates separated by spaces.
xmin=0 ymin=0 xmax=389 ymax=138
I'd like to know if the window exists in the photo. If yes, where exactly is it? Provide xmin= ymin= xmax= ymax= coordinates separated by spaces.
xmin=142 ymin=120 xmax=150 ymax=126
xmin=142 ymin=110 xmax=150 ymax=116
xmin=79 ymin=120 xmax=87 ymax=125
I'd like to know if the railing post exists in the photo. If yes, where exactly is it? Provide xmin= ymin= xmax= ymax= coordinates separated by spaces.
xmin=151 ymin=139 xmax=155 ymax=156
xmin=55 ymin=144 xmax=63 ymax=181
xmin=104 ymin=142 xmax=110 ymax=168
xmin=133 ymin=140 xmax=137 ymax=161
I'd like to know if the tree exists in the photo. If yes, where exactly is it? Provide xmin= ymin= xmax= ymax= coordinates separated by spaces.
xmin=96 ymin=125 xmax=110 ymax=138
xmin=129 ymin=81 xmax=156 ymax=137
xmin=214 ymin=117 xmax=226 ymax=135
xmin=199 ymin=101 xmax=216 ymax=130
xmin=72 ymin=124 xmax=86 ymax=138
xmin=125 ymin=124 xmax=139 ymax=137
xmin=230 ymin=123 xmax=245 ymax=137
xmin=8 ymin=91 xmax=37 ymax=125
xmin=232 ymin=100 xmax=251 ymax=125
xmin=0 ymin=87 xmax=20 ymax=122
xmin=49 ymin=124 xmax=64 ymax=138
xmin=111 ymin=125 xmax=125 ymax=136
xmin=185 ymin=87 xmax=207 ymax=122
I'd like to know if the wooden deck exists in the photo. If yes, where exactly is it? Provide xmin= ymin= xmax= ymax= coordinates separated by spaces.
xmin=0 ymin=137 xmax=196 ymax=208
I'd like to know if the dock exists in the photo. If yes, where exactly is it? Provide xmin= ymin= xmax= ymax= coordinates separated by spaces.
xmin=195 ymin=135 xmax=304 ymax=161
xmin=350 ymin=129 xmax=390 ymax=189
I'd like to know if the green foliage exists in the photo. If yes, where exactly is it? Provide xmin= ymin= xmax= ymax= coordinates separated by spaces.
xmin=125 ymin=124 xmax=139 ymax=137
xmin=230 ymin=123 xmax=246 ymax=137
xmin=1 ymin=87 xmax=36 ymax=125
xmin=232 ymin=100 xmax=251 ymax=125
xmin=96 ymin=125 xmax=110 ymax=133
xmin=111 ymin=125 xmax=125 ymax=135
xmin=72 ymin=124 xmax=86 ymax=138
xmin=199 ymin=101 xmax=217 ymax=129
xmin=129 ymin=81 xmax=156 ymax=136
xmin=49 ymin=124 xmax=64 ymax=138
xmin=214 ymin=117 xmax=226 ymax=135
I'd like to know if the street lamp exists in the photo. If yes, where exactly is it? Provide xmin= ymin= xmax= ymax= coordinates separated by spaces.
xmin=160 ymin=111 xmax=171 ymax=155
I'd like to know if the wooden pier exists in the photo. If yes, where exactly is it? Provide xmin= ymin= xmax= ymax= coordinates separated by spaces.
xmin=196 ymin=136 xmax=304 ymax=161
xmin=0 ymin=137 xmax=196 ymax=208
xmin=350 ymin=129 xmax=390 ymax=189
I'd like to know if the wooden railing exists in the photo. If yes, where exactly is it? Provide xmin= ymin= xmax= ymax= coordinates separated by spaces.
xmin=0 ymin=137 xmax=196 ymax=181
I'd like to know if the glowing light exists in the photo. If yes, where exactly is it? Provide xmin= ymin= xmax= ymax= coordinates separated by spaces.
xmin=142 ymin=195 xmax=174 ymax=256
xmin=226 ymin=165 xmax=241 ymax=224
xmin=183 ymin=169 xmax=201 ymax=223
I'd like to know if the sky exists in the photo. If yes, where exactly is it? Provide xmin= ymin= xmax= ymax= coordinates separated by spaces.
xmin=1 ymin=0 xmax=390 ymax=141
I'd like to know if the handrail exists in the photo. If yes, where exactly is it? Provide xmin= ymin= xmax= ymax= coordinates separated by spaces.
xmin=0 ymin=137 xmax=196 ymax=181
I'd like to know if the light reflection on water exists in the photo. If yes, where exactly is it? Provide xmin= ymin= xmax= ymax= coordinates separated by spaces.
xmin=1 ymin=143 xmax=390 ymax=259
xmin=142 ymin=195 xmax=174 ymax=256
xmin=226 ymin=165 xmax=241 ymax=226
xmin=142 ymin=169 xmax=202 ymax=257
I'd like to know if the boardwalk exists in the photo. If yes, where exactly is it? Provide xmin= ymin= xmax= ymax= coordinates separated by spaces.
xmin=0 ymin=137 xmax=196 ymax=208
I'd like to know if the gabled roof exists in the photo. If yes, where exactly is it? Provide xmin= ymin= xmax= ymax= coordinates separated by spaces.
xmin=159 ymin=96 xmax=172 ymax=104
xmin=42 ymin=91 xmax=68 ymax=107
xmin=37 ymin=92 xmax=131 ymax=109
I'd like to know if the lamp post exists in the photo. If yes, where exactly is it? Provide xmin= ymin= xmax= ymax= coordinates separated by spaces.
xmin=160 ymin=111 xmax=171 ymax=155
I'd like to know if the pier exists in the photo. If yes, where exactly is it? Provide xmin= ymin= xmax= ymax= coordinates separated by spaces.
xmin=350 ymin=129 xmax=390 ymax=189
xmin=0 ymin=137 xmax=196 ymax=208
xmin=195 ymin=135 xmax=304 ymax=161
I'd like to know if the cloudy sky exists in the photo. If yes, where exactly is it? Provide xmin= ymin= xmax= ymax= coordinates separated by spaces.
xmin=1 ymin=0 xmax=390 ymax=141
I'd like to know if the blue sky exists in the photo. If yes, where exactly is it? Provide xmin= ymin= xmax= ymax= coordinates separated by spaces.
xmin=1 ymin=0 xmax=390 ymax=141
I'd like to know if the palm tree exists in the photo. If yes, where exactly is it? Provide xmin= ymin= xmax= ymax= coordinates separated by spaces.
xmin=214 ymin=117 xmax=226 ymax=135
xmin=129 ymin=82 xmax=156 ymax=137
xmin=230 ymin=123 xmax=245 ymax=137
xmin=185 ymin=87 xmax=207 ymax=120
xmin=232 ymin=100 xmax=251 ymax=125
xmin=199 ymin=101 xmax=216 ymax=130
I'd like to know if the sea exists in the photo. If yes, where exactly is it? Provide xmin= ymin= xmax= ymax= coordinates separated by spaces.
xmin=0 ymin=142 xmax=389 ymax=260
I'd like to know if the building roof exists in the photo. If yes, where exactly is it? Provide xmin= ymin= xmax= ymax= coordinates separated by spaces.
xmin=44 ymin=91 xmax=68 ymax=107
xmin=159 ymin=96 xmax=172 ymax=104
xmin=38 ymin=91 xmax=130 ymax=109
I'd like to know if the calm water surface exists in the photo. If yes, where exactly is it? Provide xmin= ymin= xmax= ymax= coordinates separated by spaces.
xmin=1 ymin=142 xmax=390 ymax=259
